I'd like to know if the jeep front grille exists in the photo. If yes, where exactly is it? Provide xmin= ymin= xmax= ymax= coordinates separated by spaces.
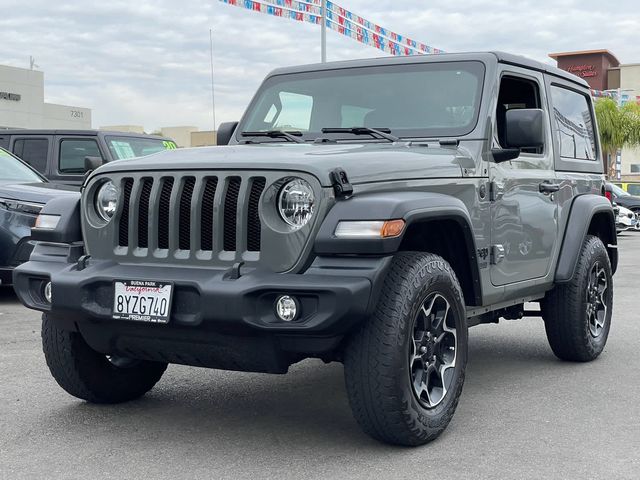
xmin=116 ymin=174 xmax=267 ymax=256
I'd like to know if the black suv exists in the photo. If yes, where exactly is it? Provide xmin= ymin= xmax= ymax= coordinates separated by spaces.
xmin=0 ymin=130 xmax=177 ymax=186
xmin=14 ymin=52 xmax=617 ymax=446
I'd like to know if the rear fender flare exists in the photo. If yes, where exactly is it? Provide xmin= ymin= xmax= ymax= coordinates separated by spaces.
xmin=555 ymin=194 xmax=617 ymax=282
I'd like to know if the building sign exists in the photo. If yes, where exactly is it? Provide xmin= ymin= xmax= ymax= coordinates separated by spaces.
xmin=0 ymin=91 xmax=21 ymax=102
xmin=566 ymin=65 xmax=598 ymax=78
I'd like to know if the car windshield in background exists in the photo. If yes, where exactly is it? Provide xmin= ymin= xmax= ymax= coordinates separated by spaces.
xmin=611 ymin=184 xmax=630 ymax=197
xmin=240 ymin=61 xmax=485 ymax=141
xmin=106 ymin=136 xmax=177 ymax=160
xmin=0 ymin=148 xmax=44 ymax=184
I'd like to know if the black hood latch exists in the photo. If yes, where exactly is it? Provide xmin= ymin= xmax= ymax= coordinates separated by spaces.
xmin=330 ymin=168 xmax=353 ymax=199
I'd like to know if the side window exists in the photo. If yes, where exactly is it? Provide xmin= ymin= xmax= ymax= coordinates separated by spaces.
xmin=627 ymin=184 xmax=640 ymax=195
xmin=496 ymin=76 xmax=543 ymax=154
xmin=59 ymin=139 xmax=102 ymax=174
xmin=550 ymin=85 xmax=597 ymax=161
xmin=0 ymin=136 xmax=8 ymax=149
xmin=12 ymin=138 xmax=49 ymax=173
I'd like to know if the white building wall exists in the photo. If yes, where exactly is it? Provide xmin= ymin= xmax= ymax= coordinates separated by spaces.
xmin=42 ymin=103 xmax=91 ymax=129
xmin=0 ymin=65 xmax=45 ymax=128
xmin=0 ymin=64 xmax=91 ymax=129
xmin=619 ymin=64 xmax=640 ymax=178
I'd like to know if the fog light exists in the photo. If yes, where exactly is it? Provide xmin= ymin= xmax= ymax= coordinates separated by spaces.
xmin=43 ymin=281 xmax=52 ymax=303
xmin=275 ymin=295 xmax=298 ymax=322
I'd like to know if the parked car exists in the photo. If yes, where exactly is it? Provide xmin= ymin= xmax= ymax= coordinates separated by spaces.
xmin=614 ymin=182 xmax=640 ymax=196
xmin=14 ymin=52 xmax=617 ymax=446
xmin=615 ymin=204 xmax=639 ymax=232
xmin=0 ymin=130 xmax=177 ymax=186
xmin=605 ymin=182 xmax=640 ymax=213
xmin=0 ymin=147 xmax=78 ymax=286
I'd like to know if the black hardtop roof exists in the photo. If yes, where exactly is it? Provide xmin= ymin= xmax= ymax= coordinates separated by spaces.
xmin=0 ymin=129 xmax=170 ymax=140
xmin=268 ymin=51 xmax=589 ymax=88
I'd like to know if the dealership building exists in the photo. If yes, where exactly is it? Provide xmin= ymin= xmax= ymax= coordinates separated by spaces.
xmin=550 ymin=50 xmax=640 ymax=180
xmin=0 ymin=64 xmax=91 ymax=130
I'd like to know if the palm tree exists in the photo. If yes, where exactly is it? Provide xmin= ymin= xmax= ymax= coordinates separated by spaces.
xmin=594 ymin=98 xmax=640 ymax=178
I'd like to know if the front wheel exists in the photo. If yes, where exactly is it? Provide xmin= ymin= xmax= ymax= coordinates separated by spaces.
xmin=344 ymin=252 xmax=468 ymax=446
xmin=42 ymin=314 xmax=167 ymax=403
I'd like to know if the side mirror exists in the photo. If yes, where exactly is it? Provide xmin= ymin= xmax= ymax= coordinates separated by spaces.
xmin=84 ymin=156 xmax=104 ymax=172
xmin=505 ymin=108 xmax=544 ymax=149
xmin=216 ymin=122 xmax=239 ymax=146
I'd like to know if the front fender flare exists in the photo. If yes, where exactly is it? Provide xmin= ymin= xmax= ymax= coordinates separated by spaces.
xmin=314 ymin=192 xmax=481 ymax=306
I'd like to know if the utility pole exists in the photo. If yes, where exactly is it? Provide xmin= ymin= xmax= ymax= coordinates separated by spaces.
xmin=209 ymin=28 xmax=217 ymax=131
xmin=320 ymin=0 xmax=327 ymax=63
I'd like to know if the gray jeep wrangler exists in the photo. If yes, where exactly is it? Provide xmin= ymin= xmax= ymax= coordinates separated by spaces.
xmin=14 ymin=52 xmax=617 ymax=446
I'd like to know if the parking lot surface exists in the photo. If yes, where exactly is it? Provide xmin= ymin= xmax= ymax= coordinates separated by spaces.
xmin=1 ymin=235 xmax=639 ymax=480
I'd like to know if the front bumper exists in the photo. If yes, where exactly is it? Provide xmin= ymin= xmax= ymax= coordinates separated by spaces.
xmin=13 ymin=244 xmax=390 ymax=372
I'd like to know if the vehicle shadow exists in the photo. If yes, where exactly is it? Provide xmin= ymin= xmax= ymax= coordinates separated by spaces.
xmin=0 ymin=286 xmax=18 ymax=303
xmin=41 ymin=322 xmax=565 ymax=450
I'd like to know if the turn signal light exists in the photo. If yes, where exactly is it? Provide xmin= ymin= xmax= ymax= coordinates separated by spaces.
xmin=381 ymin=219 xmax=405 ymax=238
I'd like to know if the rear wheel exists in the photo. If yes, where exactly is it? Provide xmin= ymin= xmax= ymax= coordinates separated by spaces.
xmin=42 ymin=314 xmax=167 ymax=403
xmin=344 ymin=252 xmax=468 ymax=446
xmin=542 ymin=235 xmax=613 ymax=362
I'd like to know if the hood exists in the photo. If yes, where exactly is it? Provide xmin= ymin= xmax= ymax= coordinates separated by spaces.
xmin=92 ymin=143 xmax=468 ymax=186
xmin=0 ymin=182 xmax=79 ymax=205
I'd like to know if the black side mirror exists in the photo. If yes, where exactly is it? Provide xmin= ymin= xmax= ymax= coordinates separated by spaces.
xmin=217 ymin=122 xmax=238 ymax=146
xmin=505 ymin=108 xmax=544 ymax=149
xmin=84 ymin=156 xmax=104 ymax=172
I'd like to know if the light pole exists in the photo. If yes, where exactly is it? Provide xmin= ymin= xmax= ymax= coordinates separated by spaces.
xmin=320 ymin=0 xmax=327 ymax=63
xmin=209 ymin=28 xmax=217 ymax=131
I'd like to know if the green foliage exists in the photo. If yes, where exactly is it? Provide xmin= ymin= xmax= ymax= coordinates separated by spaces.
xmin=594 ymin=98 xmax=640 ymax=155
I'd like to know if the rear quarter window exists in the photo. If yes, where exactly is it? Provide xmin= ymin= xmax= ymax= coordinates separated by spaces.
xmin=550 ymin=85 xmax=597 ymax=161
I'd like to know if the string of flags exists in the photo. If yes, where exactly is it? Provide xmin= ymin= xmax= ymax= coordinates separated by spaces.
xmin=218 ymin=0 xmax=443 ymax=56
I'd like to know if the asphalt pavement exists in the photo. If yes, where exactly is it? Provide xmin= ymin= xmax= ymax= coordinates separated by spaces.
xmin=1 ymin=235 xmax=639 ymax=480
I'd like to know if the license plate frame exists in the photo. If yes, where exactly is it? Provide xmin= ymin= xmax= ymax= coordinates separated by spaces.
xmin=112 ymin=280 xmax=173 ymax=324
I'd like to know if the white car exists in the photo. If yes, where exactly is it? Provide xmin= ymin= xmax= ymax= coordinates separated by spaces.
xmin=615 ymin=204 xmax=640 ymax=232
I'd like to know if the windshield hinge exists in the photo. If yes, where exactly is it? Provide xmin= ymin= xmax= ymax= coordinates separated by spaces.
xmin=330 ymin=168 xmax=353 ymax=199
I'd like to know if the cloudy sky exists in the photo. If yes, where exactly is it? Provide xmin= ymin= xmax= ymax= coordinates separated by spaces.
xmin=1 ymin=0 xmax=637 ymax=131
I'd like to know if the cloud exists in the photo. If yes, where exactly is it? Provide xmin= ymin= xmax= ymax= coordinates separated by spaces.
xmin=0 ymin=0 xmax=637 ymax=131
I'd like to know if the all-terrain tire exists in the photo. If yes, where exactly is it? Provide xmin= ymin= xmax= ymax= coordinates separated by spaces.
xmin=42 ymin=314 xmax=167 ymax=403
xmin=343 ymin=252 xmax=468 ymax=446
xmin=542 ymin=235 xmax=613 ymax=362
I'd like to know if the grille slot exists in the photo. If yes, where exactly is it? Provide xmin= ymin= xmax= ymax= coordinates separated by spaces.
xmin=158 ymin=178 xmax=174 ymax=249
xmin=200 ymin=177 xmax=218 ymax=251
xmin=179 ymin=177 xmax=196 ymax=250
xmin=247 ymin=178 xmax=266 ymax=252
xmin=108 ymin=173 xmax=275 ymax=261
xmin=223 ymin=177 xmax=241 ymax=251
xmin=138 ymin=178 xmax=153 ymax=248
xmin=118 ymin=178 xmax=134 ymax=247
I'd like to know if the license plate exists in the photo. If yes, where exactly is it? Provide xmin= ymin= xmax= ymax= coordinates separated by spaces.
xmin=113 ymin=280 xmax=173 ymax=324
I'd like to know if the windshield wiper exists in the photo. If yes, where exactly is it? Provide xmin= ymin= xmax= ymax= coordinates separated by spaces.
xmin=321 ymin=127 xmax=400 ymax=143
xmin=240 ymin=130 xmax=305 ymax=144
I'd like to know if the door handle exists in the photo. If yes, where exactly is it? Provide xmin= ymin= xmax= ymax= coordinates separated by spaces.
xmin=539 ymin=181 xmax=560 ymax=194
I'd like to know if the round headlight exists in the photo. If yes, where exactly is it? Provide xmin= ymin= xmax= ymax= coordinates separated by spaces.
xmin=95 ymin=181 xmax=119 ymax=222
xmin=278 ymin=179 xmax=315 ymax=229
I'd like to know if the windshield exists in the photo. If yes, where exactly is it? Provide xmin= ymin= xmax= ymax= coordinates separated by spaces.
xmin=240 ymin=61 xmax=485 ymax=141
xmin=106 ymin=136 xmax=177 ymax=160
xmin=611 ymin=184 xmax=630 ymax=197
xmin=0 ymin=148 xmax=45 ymax=184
